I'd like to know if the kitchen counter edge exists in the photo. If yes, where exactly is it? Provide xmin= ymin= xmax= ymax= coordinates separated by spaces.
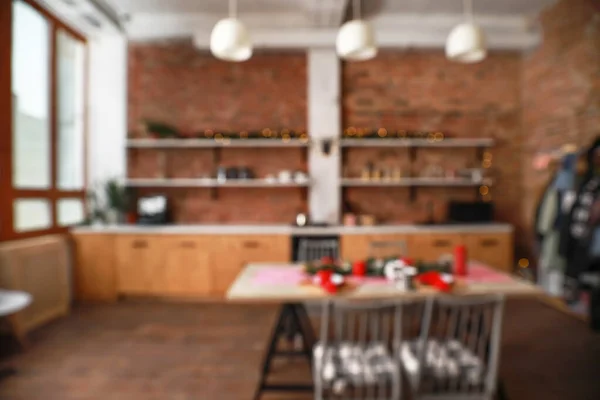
xmin=70 ymin=224 xmax=514 ymax=235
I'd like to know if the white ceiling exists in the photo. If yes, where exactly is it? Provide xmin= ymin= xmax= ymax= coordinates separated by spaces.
xmin=105 ymin=0 xmax=557 ymax=19
xmin=378 ymin=0 xmax=557 ymax=16
xmin=45 ymin=0 xmax=560 ymax=50
xmin=105 ymin=0 xmax=307 ymax=15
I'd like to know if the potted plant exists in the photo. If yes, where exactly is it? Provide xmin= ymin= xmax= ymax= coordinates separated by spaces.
xmin=104 ymin=179 xmax=128 ymax=225
xmin=144 ymin=120 xmax=179 ymax=139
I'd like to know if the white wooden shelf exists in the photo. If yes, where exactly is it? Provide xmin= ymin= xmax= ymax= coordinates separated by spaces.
xmin=341 ymin=178 xmax=492 ymax=187
xmin=340 ymin=138 xmax=495 ymax=148
xmin=125 ymin=178 xmax=311 ymax=188
xmin=126 ymin=138 xmax=310 ymax=148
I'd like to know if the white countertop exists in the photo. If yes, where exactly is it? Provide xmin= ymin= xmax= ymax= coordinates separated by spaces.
xmin=71 ymin=223 xmax=513 ymax=235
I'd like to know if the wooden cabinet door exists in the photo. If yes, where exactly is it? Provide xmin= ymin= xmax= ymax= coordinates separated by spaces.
xmin=161 ymin=236 xmax=212 ymax=297
xmin=211 ymin=235 xmax=290 ymax=296
xmin=465 ymin=233 xmax=513 ymax=272
xmin=341 ymin=234 xmax=408 ymax=261
xmin=73 ymin=234 xmax=117 ymax=302
xmin=115 ymin=235 xmax=163 ymax=295
xmin=408 ymin=233 xmax=464 ymax=262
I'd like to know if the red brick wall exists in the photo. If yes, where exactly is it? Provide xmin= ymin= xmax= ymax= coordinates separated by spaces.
xmin=342 ymin=51 xmax=523 ymax=230
xmin=521 ymin=0 xmax=600 ymax=246
xmin=128 ymin=42 xmax=307 ymax=132
xmin=127 ymin=42 xmax=307 ymax=223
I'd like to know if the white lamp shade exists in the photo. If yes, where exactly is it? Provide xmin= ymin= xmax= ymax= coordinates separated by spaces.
xmin=336 ymin=20 xmax=377 ymax=61
xmin=445 ymin=22 xmax=487 ymax=63
xmin=208 ymin=18 xmax=252 ymax=62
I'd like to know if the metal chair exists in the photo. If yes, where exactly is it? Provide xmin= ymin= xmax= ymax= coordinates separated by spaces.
xmin=314 ymin=299 xmax=429 ymax=400
xmin=297 ymin=238 xmax=339 ymax=262
xmin=400 ymin=295 xmax=505 ymax=400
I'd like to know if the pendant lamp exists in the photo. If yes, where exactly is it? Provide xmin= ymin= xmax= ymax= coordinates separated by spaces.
xmin=208 ymin=0 xmax=252 ymax=62
xmin=445 ymin=0 xmax=487 ymax=63
xmin=336 ymin=0 xmax=377 ymax=61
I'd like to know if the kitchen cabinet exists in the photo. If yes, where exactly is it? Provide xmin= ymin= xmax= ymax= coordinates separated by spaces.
xmin=407 ymin=233 xmax=464 ymax=262
xmin=211 ymin=235 xmax=290 ymax=296
xmin=465 ymin=232 xmax=513 ymax=272
xmin=341 ymin=234 xmax=408 ymax=261
xmin=72 ymin=234 xmax=117 ymax=302
xmin=115 ymin=235 xmax=164 ymax=295
xmin=161 ymin=236 xmax=212 ymax=297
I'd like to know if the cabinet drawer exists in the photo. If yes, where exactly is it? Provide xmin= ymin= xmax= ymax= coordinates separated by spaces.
xmin=465 ymin=233 xmax=513 ymax=272
xmin=408 ymin=234 xmax=464 ymax=262
xmin=161 ymin=236 xmax=212 ymax=297
xmin=341 ymin=234 xmax=408 ymax=261
xmin=115 ymin=235 xmax=163 ymax=294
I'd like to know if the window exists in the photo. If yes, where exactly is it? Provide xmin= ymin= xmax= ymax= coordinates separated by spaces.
xmin=1 ymin=0 xmax=87 ymax=240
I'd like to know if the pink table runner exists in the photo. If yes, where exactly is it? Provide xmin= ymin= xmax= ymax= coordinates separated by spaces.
xmin=464 ymin=262 xmax=514 ymax=284
xmin=251 ymin=266 xmax=389 ymax=286
xmin=251 ymin=262 xmax=514 ymax=286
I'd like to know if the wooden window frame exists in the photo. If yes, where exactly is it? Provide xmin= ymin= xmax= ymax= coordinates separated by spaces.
xmin=1 ymin=0 xmax=89 ymax=242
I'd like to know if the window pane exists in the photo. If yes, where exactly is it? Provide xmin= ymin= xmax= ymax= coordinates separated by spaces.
xmin=57 ymin=198 xmax=85 ymax=226
xmin=57 ymin=30 xmax=85 ymax=190
xmin=11 ymin=1 xmax=51 ymax=189
xmin=13 ymin=199 xmax=52 ymax=232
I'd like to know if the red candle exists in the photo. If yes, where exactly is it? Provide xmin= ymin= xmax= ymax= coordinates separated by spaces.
xmin=352 ymin=260 xmax=367 ymax=276
xmin=454 ymin=245 xmax=467 ymax=276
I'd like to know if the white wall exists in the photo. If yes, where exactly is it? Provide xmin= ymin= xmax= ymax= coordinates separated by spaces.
xmin=87 ymin=33 xmax=127 ymax=187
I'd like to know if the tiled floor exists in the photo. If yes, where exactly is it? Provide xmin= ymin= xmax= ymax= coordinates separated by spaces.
xmin=1 ymin=299 xmax=599 ymax=400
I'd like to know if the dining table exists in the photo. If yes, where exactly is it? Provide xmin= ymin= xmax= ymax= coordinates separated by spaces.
xmin=226 ymin=261 xmax=543 ymax=400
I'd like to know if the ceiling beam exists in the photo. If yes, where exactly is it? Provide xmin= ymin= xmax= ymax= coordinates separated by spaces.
xmin=306 ymin=0 xmax=348 ymax=27
xmin=127 ymin=12 xmax=542 ymax=51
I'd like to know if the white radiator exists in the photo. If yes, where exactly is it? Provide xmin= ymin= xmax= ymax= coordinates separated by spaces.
xmin=0 ymin=234 xmax=70 ymax=333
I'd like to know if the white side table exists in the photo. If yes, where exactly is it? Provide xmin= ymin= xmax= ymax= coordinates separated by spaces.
xmin=0 ymin=290 xmax=32 ymax=349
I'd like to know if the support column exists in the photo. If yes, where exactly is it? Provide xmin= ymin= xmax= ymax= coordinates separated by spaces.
xmin=307 ymin=49 xmax=341 ymax=225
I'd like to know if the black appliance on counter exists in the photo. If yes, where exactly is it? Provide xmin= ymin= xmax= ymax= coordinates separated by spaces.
xmin=137 ymin=194 xmax=171 ymax=224
xmin=447 ymin=201 xmax=494 ymax=224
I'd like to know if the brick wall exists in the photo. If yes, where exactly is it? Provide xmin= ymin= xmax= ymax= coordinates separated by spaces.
xmin=127 ymin=42 xmax=307 ymax=223
xmin=128 ymin=42 xmax=307 ymax=132
xmin=342 ymin=51 xmax=523 ymax=230
xmin=521 ymin=0 xmax=600 ymax=249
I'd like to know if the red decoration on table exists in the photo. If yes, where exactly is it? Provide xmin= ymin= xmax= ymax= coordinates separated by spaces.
xmin=454 ymin=245 xmax=467 ymax=277
xmin=320 ymin=256 xmax=334 ymax=265
xmin=323 ymin=280 xmax=338 ymax=294
xmin=352 ymin=260 xmax=367 ymax=276
xmin=316 ymin=269 xmax=333 ymax=283
xmin=415 ymin=271 xmax=453 ymax=292
xmin=400 ymin=257 xmax=414 ymax=266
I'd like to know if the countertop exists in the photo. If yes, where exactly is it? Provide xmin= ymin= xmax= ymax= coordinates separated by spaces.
xmin=71 ymin=223 xmax=513 ymax=235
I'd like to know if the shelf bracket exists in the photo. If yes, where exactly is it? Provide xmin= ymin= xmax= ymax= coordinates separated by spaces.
xmin=210 ymin=187 xmax=218 ymax=200
xmin=476 ymin=146 xmax=484 ymax=162
xmin=213 ymin=147 xmax=222 ymax=166
xmin=409 ymin=186 xmax=417 ymax=202
xmin=409 ymin=146 xmax=417 ymax=162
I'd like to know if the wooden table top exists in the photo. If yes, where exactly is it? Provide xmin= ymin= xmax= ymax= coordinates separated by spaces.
xmin=226 ymin=262 xmax=543 ymax=303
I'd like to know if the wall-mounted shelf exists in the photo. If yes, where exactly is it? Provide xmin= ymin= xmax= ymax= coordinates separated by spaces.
xmin=340 ymin=138 xmax=495 ymax=148
xmin=126 ymin=138 xmax=311 ymax=148
xmin=341 ymin=178 xmax=492 ymax=187
xmin=125 ymin=178 xmax=311 ymax=188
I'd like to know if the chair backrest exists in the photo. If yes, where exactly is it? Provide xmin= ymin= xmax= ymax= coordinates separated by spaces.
xmin=413 ymin=294 xmax=505 ymax=398
xmin=297 ymin=238 xmax=339 ymax=262
xmin=315 ymin=300 xmax=428 ymax=400
xmin=368 ymin=239 xmax=408 ymax=259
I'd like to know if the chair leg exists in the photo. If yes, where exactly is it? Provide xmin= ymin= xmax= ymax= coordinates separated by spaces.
xmin=6 ymin=315 xmax=28 ymax=351
xmin=496 ymin=380 xmax=509 ymax=400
